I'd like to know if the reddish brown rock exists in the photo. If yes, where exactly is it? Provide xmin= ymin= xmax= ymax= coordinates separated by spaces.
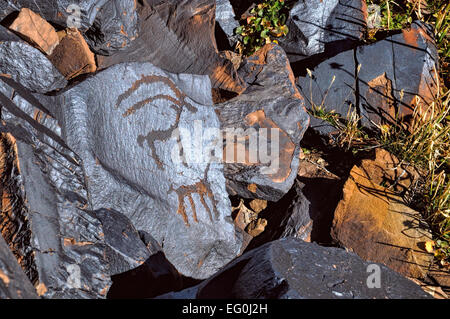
xmin=233 ymin=200 xmax=256 ymax=231
xmin=331 ymin=165 xmax=433 ymax=279
xmin=246 ymin=218 xmax=268 ymax=237
xmin=249 ymin=199 xmax=267 ymax=214
xmin=48 ymin=29 xmax=96 ymax=80
xmin=428 ymin=265 xmax=450 ymax=289
xmin=359 ymin=148 xmax=421 ymax=194
xmin=8 ymin=8 xmax=59 ymax=55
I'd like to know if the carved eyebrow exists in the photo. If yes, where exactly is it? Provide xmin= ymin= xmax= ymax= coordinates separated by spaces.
xmin=122 ymin=94 xmax=183 ymax=117
xmin=115 ymin=74 xmax=185 ymax=109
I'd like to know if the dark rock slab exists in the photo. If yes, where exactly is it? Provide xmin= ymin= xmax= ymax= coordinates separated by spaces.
xmin=89 ymin=209 xmax=151 ymax=276
xmin=0 ymin=25 xmax=66 ymax=93
xmin=296 ymin=21 xmax=439 ymax=136
xmin=0 ymin=234 xmax=38 ymax=299
xmin=216 ymin=44 xmax=310 ymax=201
xmin=297 ymin=48 xmax=357 ymax=136
xmin=357 ymin=21 xmax=439 ymax=119
xmin=246 ymin=181 xmax=313 ymax=252
xmin=43 ymin=62 xmax=242 ymax=279
xmin=266 ymin=184 xmax=311 ymax=240
xmin=195 ymin=238 xmax=431 ymax=299
xmin=97 ymin=0 xmax=245 ymax=93
xmin=0 ymin=79 xmax=111 ymax=298
xmin=280 ymin=0 xmax=367 ymax=63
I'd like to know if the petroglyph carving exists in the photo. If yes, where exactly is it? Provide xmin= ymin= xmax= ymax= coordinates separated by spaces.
xmin=115 ymin=75 xmax=198 ymax=169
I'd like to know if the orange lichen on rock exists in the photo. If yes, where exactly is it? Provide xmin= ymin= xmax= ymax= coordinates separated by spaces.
xmin=0 ymin=269 xmax=10 ymax=286
xmin=63 ymin=237 xmax=95 ymax=247
xmin=36 ymin=283 xmax=47 ymax=296
xmin=244 ymin=110 xmax=295 ymax=184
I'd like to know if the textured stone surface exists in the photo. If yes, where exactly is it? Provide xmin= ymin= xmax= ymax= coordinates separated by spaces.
xmin=7 ymin=8 xmax=60 ymax=55
xmin=358 ymin=21 xmax=439 ymax=118
xmin=0 ymin=76 xmax=184 ymax=298
xmin=216 ymin=44 xmax=310 ymax=201
xmin=0 ymin=133 xmax=37 ymax=283
xmin=279 ymin=0 xmax=367 ymax=63
xmin=43 ymin=62 xmax=242 ymax=279
xmin=359 ymin=148 xmax=421 ymax=194
xmin=297 ymin=21 xmax=439 ymax=136
xmin=215 ymin=0 xmax=239 ymax=48
xmin=331 ymin=165 xmax=434 ymax=279
xmin=0 ymin=234 xmax=38 ymax=299
xmin=0 ymin=0 xmax=107 ymax=31
xmin=97 ymin=0 xmax=245 ymax=93
xmin=0 ymin=79 xmax=111 ymax=298
xmin=0 ymin=25 xmax=67 ymax=93
xmin=428 ymin=265 xmax=450 ymax=289
xmin=84 ymin=0 xmax=139 ymax=54
xmin=195 ymin=238 xmax=431 ymax=299
xmin=49 ymin=28 xmax=96 ymax=80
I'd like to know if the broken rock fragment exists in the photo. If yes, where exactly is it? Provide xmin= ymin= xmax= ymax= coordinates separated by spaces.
xmin=195 ymin=238 xmax=431 ymax=299
xmin=297 ymin=21 xmax=439 ymax=136
xmin=331 ymin=164 xmax=433 ymax=279
xmin=216 ymin=43 xmax=310 ymax=201
xmin=1 ymin=1 xmax=139 ymax=53
xmin=245 ymin=181 xmax=313 ymax=252
xmin=280 ymin=0 xmax=368 ymax=63
xmin=1 ymin=0 xmax=108 ymax=31
xmin=89 ymin=208 xmax=151 ymax=276
xmin=49 ymin=28 xmax=97 ymax=80
xmin=7 ymin=8 xmax=59 ymax=55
